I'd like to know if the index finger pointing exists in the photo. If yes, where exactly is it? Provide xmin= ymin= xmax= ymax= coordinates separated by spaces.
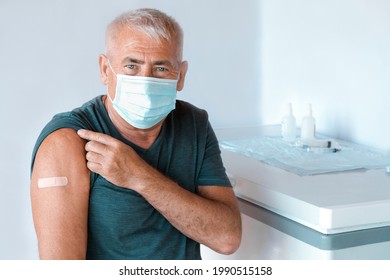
xmin=77 ymin=129 xmax=112 ymax=145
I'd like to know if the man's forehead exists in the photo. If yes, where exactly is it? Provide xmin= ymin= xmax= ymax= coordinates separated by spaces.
xmin=106 ymin=25 xmax=181 ymax=63
xmin=109 ymin=28 xmax=172 ymax=50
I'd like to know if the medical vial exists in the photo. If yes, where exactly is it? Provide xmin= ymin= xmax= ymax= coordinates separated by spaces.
xmin=281 ymin=103 xmax=296 ymax=141
xmin=300 ymin=103 xmax=316 ymax=140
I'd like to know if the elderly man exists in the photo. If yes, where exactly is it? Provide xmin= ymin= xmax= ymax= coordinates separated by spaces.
xmin=30 ymin=8 xmax=241 ymax=260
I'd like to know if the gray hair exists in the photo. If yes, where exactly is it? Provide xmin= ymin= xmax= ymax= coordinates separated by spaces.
xmin=106 ymin=8 xmax=184 ymax=61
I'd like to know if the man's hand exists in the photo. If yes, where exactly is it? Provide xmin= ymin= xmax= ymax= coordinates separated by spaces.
xmin=77 ymin=129 xmax=147 ymax=189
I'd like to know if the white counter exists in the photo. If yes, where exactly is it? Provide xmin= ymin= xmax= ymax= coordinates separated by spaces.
xmin=202 ymin=126 xmax=390 ymax=259
xmin=217 ymin=125 xmax=390 ymax=234
xmin=224 ymin=149 xmax=390 ymax=234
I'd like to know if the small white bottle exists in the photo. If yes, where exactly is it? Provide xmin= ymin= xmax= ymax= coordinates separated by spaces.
xmin=281 ymin=103 xmax=296 ymax=141
xmin=300 ymin=103 xmax=316 ymax=140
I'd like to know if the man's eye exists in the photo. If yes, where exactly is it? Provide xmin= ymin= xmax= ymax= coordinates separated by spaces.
xmin=125 ymin=65 xmax=136 ymax=70
xmin=156 ymin=67 xmax=167 ymax=72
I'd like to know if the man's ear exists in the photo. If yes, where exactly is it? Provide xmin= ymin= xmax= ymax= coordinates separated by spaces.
xmin=176 ymin=61 xmax=188 ymax=92
xmin=98 ymin=54 xmax=109 ymax=85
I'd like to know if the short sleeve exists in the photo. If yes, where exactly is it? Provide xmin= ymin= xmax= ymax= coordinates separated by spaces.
xmin=196 ymin=121 xmax=232 ymax=187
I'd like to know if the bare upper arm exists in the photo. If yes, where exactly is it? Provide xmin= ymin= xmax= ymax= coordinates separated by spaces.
xmin=30 ymin=128 xmax=90 ymax=259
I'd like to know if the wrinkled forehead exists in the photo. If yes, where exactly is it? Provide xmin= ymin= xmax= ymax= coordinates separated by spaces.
xmin=106 ymin=24 xmax=182 ymax=62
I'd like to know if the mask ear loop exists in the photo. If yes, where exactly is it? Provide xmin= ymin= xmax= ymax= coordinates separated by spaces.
xmin=106 ymin=60 xmax=117 ymax=103
xmin=107 ymin=60 xmax=117 ymax=76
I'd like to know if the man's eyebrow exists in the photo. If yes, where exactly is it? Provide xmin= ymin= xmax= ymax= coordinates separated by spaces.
xmin=120 ymin=57 xmax=175 ymax=68
xmin=153 ymin=60 xmax=174 ymax=67
xmin=121 ymin=57 xmax=144 ymax=64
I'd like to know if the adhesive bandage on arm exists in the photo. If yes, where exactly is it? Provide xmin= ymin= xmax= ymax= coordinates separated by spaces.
xmin=38 ymin=176 xmax=68 ymax=189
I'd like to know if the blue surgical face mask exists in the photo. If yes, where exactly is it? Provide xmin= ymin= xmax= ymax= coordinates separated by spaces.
xmin=107 ymin=62 xmax=178 ymax=129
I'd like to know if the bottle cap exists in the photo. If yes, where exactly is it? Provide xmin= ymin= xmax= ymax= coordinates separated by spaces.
xmin=306 ymin=103 xmax=313 ymax=116
xmin=284 ymin=102 xmax=293 ymax=116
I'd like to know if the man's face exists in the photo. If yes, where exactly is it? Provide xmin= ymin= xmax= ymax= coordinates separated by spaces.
xmin=101 ymin=26 xmax=187 ymax=99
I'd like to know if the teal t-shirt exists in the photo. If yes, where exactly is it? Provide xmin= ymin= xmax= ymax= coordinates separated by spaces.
xmin=31 ymin=96 xmax=232 ymax=260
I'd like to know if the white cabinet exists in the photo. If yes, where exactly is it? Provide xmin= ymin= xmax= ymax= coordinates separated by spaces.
xmin=202 ymin=126 xmax=390 ymax=259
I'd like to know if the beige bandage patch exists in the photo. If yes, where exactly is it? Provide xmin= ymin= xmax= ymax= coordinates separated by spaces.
xmin=38 ymin=176 xmax=68 ymax=189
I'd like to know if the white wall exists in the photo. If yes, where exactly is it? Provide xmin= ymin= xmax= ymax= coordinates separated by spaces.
xmin=259 ymin=0 xmax=390 ymax=150
xmin=0 ymin=0 xmax=260 ymax=259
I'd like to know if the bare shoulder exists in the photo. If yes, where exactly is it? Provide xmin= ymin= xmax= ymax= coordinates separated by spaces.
xmin=33 ymin=128 xmax=87 ymax=172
